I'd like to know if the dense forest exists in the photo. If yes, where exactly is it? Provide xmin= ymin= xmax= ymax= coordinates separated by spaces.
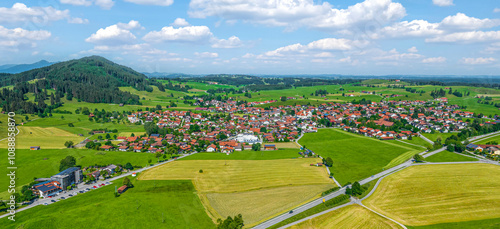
xmin=176 ymin=74 xmax=362 ymax=91
xmin=0 ymin=56 xmax=146 ymax=114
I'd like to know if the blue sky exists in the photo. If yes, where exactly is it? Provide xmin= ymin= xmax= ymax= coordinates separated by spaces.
xmin=1 ymin=0 xmax=500 ymax=75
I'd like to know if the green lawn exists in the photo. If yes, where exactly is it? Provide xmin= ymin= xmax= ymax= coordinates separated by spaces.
xmin=473 ymin=134 xmax=500 ymax=145
xmin=425 ymin=151 xmax=479 ymax=163
xmin=22 ymin=113 xmax=145 ymax=137
xmin=0 ymin=149 xmax=156 ymax=200
xmin=401 ymin=137 xmax=432 ymax=148
xmin=422 ymin=132 xmax=455 ymax=142
xmin=180 ymin=149 xmax=303 ymax=161
xmin=299 ymin=129 xmax=418 ymax=185
xmin=1 ymin=179 xmax=215 ymax=229
xmin=407 ymin=218 xmax=500 ymax=229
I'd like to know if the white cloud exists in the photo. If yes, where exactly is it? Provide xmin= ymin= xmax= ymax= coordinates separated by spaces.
xmin=124 ymin=0 xmax=173 ymax=6
xmin=194 ymin=52 xmax=218 ymax=58
xmin=377 ymin=13 xmax=500 ymax=41
xmin=495 ymin=8 xmax=500 ymax=13
xmin=0 ymin=3 xmax=86 ymax=25
xmin=439 ymin=13 xmax=500 ymax=31
xmin=433 ymin=0 xmax=454 ymax=7
xmin=143 ymin=25 xmax=213 ymax=43
xmin=372 ymin=48 xmax=423 ymax=61
xmin=426 ymin=31 xmax=500 ymax=43
xmin=378 ymin=20 xmax=442 ymax=38
xmin=314 ymin=52 xmax=334 ymax=58
xmin=117 ymin=20 xmax=144 ymax=30
xmin=86 ymin=20 xmax=143 ymax=45
xmin=60 ymin=0 xmax=92 ymax=6
xmin=171 ymin=18 xmax=190 ymax=27
xmin=86 ymin=24 xmax=137 ymax=45
xmin=211 ymin=36 xmax=243 ymax=48
xmin=461 ymin=57 xmax=496 ymax=65
xmin=0 ymin=26 xmax=51 ymax=49
xmin=95 ymin=0 xmax=115 ymax=9
xmin=68 ymin=17 xmax=89 ymax=24
xmin=61 ymin=0 xmax=114 ymax=10
xmin=407 ymin=46 xmax=418 ymax=53
xmin=256 ymin=38 xmax=368 ymax=60
xmin=189 ymin=0 xmax=406 ymax=31
xmin=422 ymin=57 xmax=446 ymax=63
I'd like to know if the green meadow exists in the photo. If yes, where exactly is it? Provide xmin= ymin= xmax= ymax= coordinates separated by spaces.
xmin=425 ymin=151 xmax=479 ymax=163
xmin=179 ymin=148 xmax=303 ymax=161
xmin=299 ymin=128 xmax=418 ymax=185
xmin=1 ymin=179 xmax=215 ymax=229
xmin=0 ymin=149 xmax=156 ymax=200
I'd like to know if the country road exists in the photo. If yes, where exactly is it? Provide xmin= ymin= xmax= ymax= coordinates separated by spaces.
xmin=0 ymin=152 xmax=197 ymax=219
xmin=253 ymin=130 xmax=500 ymax=229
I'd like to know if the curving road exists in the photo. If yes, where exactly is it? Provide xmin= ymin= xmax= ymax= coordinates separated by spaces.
xmin=253 ymin=131 xmax=500 ymax=229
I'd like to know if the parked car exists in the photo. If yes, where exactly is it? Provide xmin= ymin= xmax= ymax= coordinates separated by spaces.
xmin=289 ymin=210 xmax=293 ymax=214
xmin=51 ymin=200 xmax=56 ymax=203
xmin=60 ymin=197 xmax=65 ymax=200
xmin=68 ymin=194 xmax=73 ymax=197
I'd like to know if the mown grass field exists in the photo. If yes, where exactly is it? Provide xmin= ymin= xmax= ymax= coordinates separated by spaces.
xmin=179 ymin=149 xmax=302 ymax=161
xmin=0 ymin=149 xmax=155 ymax=200
xmin=1 ymin=178 xmax=215 ymax=229
xmin=473 ymin=133 xmax=500 ymax=144
xmin=0 ymin=126 xmax=85 ymax=149
xmin=407 ymin=217 xmax=500 ymax=229
xmin=363 ymin=164 xmax=500 ymax=226
xmin=139 ymin=158 xmax=334 ymax=226
xmin=289 ymin=204 xmax=402 ymax=229
xmin=272 ymin=142 xmax=301 ymax=149
xmin=425 ymin=151 xmax=478 ymax=162
xmin=139 ymin=159 xmax=332 ymax=193
xmin=22 ymin=113 xmax=145 ymax=137
xmin=205 ymin=184 xmax=333 ymax=226
xmin=298 ymin=129 xmax=418 ymax=185
xmin=401 ymin=137 xmax=432 ymax=148
xmin=422 ymin=132 xmax=455 ymax=142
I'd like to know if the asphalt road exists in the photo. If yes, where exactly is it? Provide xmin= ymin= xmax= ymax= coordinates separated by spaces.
xmin=0 ymin=152 xmax=197 ymax=219
xmin=253 ymin=131 xmax=500 ymax=229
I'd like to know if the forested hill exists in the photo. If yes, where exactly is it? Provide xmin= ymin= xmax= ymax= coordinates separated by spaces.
xmin=0 ymin=56 xmax=148 ymax=114
xmin=0 ymin=56 xmax=147 ymax=89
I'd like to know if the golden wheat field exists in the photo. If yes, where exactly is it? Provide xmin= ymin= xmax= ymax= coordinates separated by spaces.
xmin=0 ymin=126 xmax=85 ymax=149
xmin=289 ymin=204 xmax=402 ymax=229
xmin=363 ymin=164 xmax=500 ymax=226
xmin=139 ymin=158 xmax=335 ymax=227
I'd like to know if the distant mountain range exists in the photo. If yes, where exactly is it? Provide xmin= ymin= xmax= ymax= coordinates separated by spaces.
xmin=0 ymin=60 xmax=56 ymax=74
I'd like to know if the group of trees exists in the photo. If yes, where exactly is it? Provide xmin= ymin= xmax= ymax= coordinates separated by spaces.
xmin=0 ymin=56 xmax=152 ymax=114
xmin=216 ymin=214 xmax=244 ymax=229
xmin=59 ymin=155 xmax=77 ymax=172
xmin=345 ymin=181 xmax=367 ymax=196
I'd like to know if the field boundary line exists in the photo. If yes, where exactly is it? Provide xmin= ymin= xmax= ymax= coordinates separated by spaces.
xmin=395 ymin=139 xmax=426 ymax=149
xmin=358 ymin=203 xmax=407 ymax=229
xmin=276 ymin=202 xmax=354 ymax=229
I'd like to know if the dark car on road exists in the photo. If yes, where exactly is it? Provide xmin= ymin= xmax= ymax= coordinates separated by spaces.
xmin=289 ymin=210 xmax=293 ymax=214
xmin=51 ymin=200 xmax=56 ymax=203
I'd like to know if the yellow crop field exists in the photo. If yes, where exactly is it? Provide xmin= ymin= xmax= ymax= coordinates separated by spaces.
xmin=205 ymin=184 xmax=334 ymax=226
xmin=139 ymin=158 xmax=334 ymax=227
xmin=0 ymin=126 xmax=85 ymax=149
xmin=272 ymin=142 xmax=301 ymax=149
xmin=363 ymin=164 xmax=500 ymax=226
xmin=289 ymin=204 xmax=402 ymax=229
xmin=139 ymin=159 xmax=332 ymax=193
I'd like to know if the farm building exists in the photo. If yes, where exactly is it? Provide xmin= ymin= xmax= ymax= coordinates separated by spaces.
xmin=263 ymin=145 xmax=277 ymax=150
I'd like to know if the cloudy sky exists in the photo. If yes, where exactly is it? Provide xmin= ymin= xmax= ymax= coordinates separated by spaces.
xmin=1 ymin=0 xmax=500 ymax=75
